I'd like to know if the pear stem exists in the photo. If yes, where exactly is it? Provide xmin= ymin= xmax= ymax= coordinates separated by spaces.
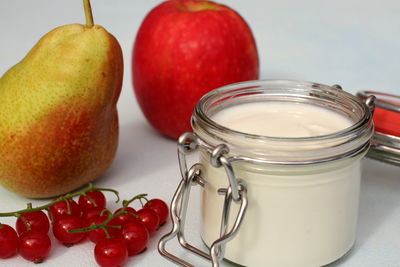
xmin=83 ymin=0 xmax=94 ymax=27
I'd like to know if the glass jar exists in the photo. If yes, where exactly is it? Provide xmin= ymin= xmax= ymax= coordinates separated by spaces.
xmin=159 ymin=80 xmax=374 ymax=267
xmin=357 ymin=90 xmax=400 ymax=166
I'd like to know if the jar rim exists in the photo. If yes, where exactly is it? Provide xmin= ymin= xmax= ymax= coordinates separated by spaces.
xmin=193 ymin=79 xmax=372 ymax=142
xmin=191 ymin=79 xmax=374 ymax=164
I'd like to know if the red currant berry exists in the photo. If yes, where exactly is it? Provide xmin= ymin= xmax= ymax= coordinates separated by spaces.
xmin=16 ymin=210 xmax=50 ymax=235
xmin=0 ymin=223 xmax=18 ymax=259
xmin=94 ymin=237 xmax=128 ymax=267
xmin=82 ymin=207 xmax=109 ymax=225
xmin=121 ymin=221 xmax=149 ymax=256
xmin=79 ymin=191 xmax=106 ymax=211
xmin=52 ymin=215 xmax=86 ymax=246
xmin=105 ymin=223 xmax=122 ymax=240
xmin=19 ymin=231 xmax=51 ymax=263
xmin=111 ymin=207 xmax=137 ymax=227
xmin=86 ymin=215 xmax=120 ymax=243
xmin=48 ymin=198 xmax=81 ymax=222
xmin=137 ymin=208 xmax=159 ymax=235
xmin=144 ymin=199 xmax=169 ymax=226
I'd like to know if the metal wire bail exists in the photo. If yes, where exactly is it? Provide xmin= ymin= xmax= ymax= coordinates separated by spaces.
xmin=158 ymin=132 xmax=248 ymax=267
xmin=210 ymin=144 xmax=241 ymax=202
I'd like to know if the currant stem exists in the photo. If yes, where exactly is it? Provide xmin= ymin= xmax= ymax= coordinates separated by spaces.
xmin=83 ymin=193 xmax=97 ymax=207
xmin=68 ymin=194 xmax=145 ymax=234
xmin=122 ymin=194 xmax=148 ymax=207
xmin=65 ymin=199 xmax=71 ymax=215
xmin=69 ymin=222 xmax=120 ymax=234
xmin=102 ymin=227 xmax=111 ymax=239
xmin=68 ymin=211 xmax=121 ymax=234
xmin=100 ymin=209 xmax=112 ymax=217
xmin=17 ymin=215 xmax=31 ymax=231
xmin=91 ymin=186 xmax=120 ymax=203
xmin=0 ymin=183 xmax=119 ymax=217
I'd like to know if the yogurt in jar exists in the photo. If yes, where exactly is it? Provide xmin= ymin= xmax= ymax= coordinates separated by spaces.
xmin=200 ymin=102 xmax=359 ymax=267
xmin=212 ymin=102 xmax=353 ymax=138
xmin=191 ymin=81 xmax=373 ymax=267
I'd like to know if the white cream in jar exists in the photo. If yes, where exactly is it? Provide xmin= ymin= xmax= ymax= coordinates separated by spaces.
xmin=212 ymin=102 xmax=353 ymax=138
xmin=190 ymin=80 xmax=374 ymax=267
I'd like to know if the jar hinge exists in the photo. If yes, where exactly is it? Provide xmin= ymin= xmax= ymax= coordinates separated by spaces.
xmin=158 ymin=132 xmax=248 ymax=267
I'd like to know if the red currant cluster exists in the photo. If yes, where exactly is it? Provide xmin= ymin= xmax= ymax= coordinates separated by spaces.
xmin=0 ymin=184 xmax=169 ymax=267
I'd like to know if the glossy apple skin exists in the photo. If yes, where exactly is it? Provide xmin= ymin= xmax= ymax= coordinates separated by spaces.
xmin=132 ymin=0 xmax=259 ymax=139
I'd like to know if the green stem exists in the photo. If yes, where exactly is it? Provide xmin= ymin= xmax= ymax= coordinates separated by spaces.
xmin=123 ymin=211 xmax=139 ymax=219
xmin=65 ymin=199 xmax=71 ymax=215
xmin=83 ymin=193 xmax=97 ymax=207
xmin=68 ymin=195 xmax=145 ymax=235
xmin=69 ymin=212 xmax=122 ymax=234
xmin=17 ymin=215 xmax=31 ymax=231
xmin=0 ymin=183 xmax=119 ymax=217
xmin=91 ymin=186 xmax=120 ymax=203
xmin=100 ymin=209 xmax=112 ymax=217
xmin=83 ymin=0 xmax=94 ymax=27
xmin=102 ymin=227 xmax=111 ymax=239
xmin=69 ymin=222 xmax=120 ymax=234
xmin=122 ymin=193 xmax=148 ymax=208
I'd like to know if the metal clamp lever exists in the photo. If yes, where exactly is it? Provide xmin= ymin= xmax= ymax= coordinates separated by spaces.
xmin=158 ymin=132 xmax=248 ymax=267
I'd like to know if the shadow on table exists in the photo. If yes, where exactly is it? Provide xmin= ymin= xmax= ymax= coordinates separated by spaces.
xmin=95 ymin=120 xmax=177 ymax=188
xmin=353 ymin=158 xmax=400 ymax=251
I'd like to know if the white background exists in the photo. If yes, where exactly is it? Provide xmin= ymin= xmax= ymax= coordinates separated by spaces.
xmin=0 ymin=0 xmax=399 ymax=266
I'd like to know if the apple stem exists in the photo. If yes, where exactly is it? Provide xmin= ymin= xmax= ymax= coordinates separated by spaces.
xmin=83 ymin=0 xmax=94 ymax=27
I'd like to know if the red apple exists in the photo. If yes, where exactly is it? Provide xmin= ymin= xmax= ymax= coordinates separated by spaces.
xmin=132 ymin=0 xmax=259 ymax=139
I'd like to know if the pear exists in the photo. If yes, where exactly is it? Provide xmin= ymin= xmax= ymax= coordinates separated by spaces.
xmin=0 ymin=0 xmax=123 ymax=198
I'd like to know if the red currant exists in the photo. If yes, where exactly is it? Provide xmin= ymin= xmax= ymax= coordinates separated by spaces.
xmin=137 ymin=208 xmax=159 ymax=235
xmin=94 ymin=237 xmax=128 ymax=267
xmin=111 ymin=207 xmax=137 ymax=227
xmin=52 ymin=215 xmax=86 ymax=246
xmin=86 ymin=215 xmax=120 ymax=243
xmin=144 ymin=199 xmax=169 ymax=226
xmin=16 ymin=210 xmax=50 ymax=235
xmin=82 ymin=207 xmax=109 ymax=225
xmin=121 ymin=221 xmax=149 ymax=256
xmin=79 ymin=191 xmax=106 ymax=211
xmin=0 ymin=223 xmax=18 ymax=259
xmin=19 ymin=231 xmax=51 ymax=263
xmin=48 ymin=198 xmax=81 ymax=222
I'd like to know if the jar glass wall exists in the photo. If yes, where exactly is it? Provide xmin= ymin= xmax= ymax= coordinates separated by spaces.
xmin=192 ymin=80 xmax=374 ymax=267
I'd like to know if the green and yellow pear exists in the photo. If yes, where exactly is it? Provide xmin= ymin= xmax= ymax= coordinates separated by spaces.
xmin=0 ymin=0 xmax=123 ymax=198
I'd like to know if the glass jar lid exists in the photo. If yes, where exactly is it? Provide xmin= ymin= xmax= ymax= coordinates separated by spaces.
xmin=357 ymin=91 xmax=400 ymax=166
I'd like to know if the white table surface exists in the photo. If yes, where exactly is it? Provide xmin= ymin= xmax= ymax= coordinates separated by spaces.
xmin=0 ymin=1 xmax=399 ymax=266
